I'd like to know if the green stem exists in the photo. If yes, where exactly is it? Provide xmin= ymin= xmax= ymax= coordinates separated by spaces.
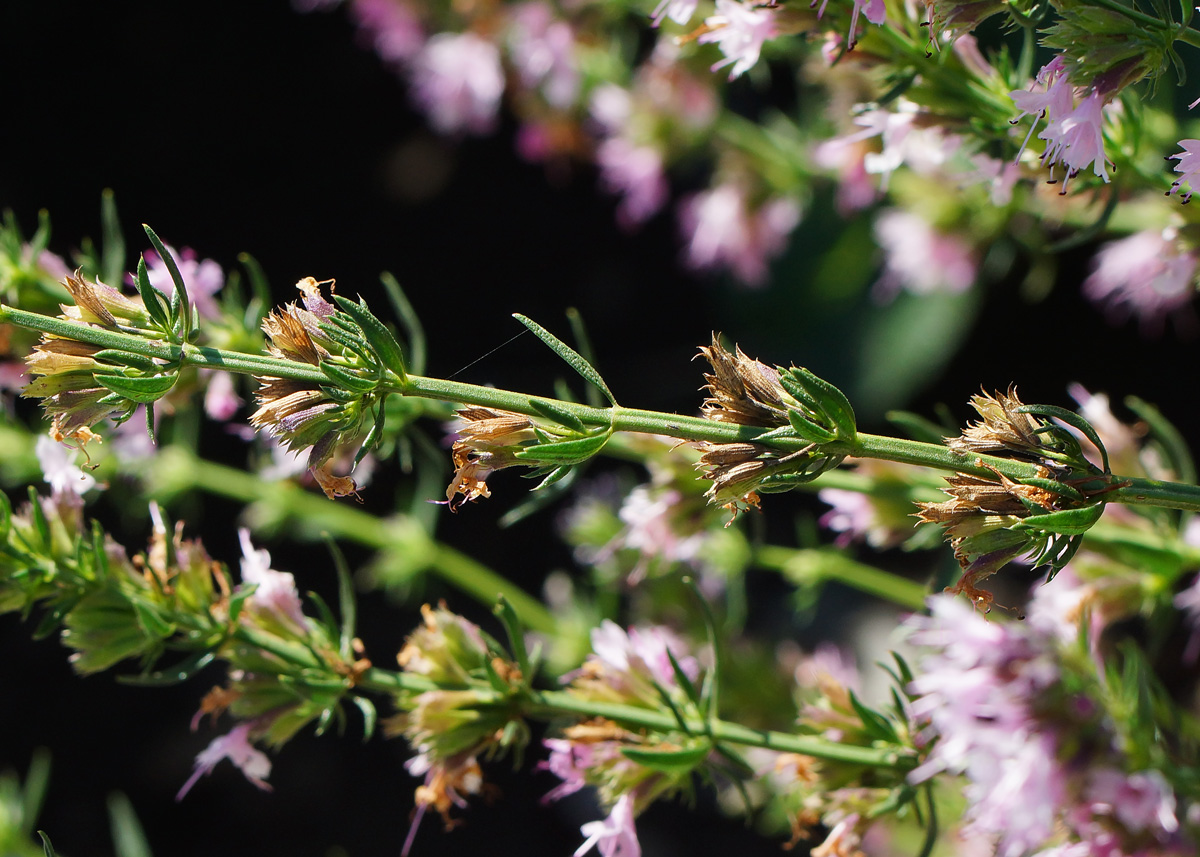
xmin=356 ymin=668 xmax=913 ymax=768
xmin=11 ymin=304 xmax=1200 ymax=515
xmin=147 ymin=449 xmax=558 ymax=634
xmin=754 ymin=545 xmax=930 ymax=610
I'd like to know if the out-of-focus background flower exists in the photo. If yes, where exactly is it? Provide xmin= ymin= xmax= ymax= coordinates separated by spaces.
xmin=2 ymin=2 xmax=1200 ymax=855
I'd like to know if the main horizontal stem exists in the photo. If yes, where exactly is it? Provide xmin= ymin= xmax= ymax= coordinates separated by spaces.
xmin=8 ymin=304 xmax=1200 ymax=513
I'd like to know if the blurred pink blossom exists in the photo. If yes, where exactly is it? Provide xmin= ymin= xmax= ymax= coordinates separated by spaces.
xmin=575 ymin=793 xmax=640 ymax=857
xmin=596 ymin=139 xmax=669 ymax=229
xmin=507 ymin=3 xmax=580 ymax=109
xmin=872 ymin=209 xmax=976 ymax=299
xmin=140 ymin=245 xmax=225 ymax=320
xmin=1167 ymin=138 xmax=1200 ymax=202
xmin=680 ymin=183 xmax=800 ymax=285
xmin=350 ymin=0 xmax=424 ymax=66
xmin=698 ymin=0 xmax=779 ymax=80
xmin=177 ymin=722 xmax=272 ymax=799
xmin=410 ymin=32 xmax=505 ymax=135
xmin=1082 ymin=228 xmax=1197 ymax=330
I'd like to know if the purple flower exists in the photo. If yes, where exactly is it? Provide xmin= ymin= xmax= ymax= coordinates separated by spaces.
xmin=679 ymin=182 xmax=800 ymax=285
xmin=176 ymin=722 xmax=272 ymax=799
xmin=410 ymin=32 xmax=505 ymax=135
xmin=203 ymin=370 xmax=242 ymax=421
xmin=697 ymin=0 xmax=779 ymax=80
xmin=1010 ymin=57 xmax=1074 ymax=161
xmin=872 ymin=209 xmax=976 ymax=299
xmin=1167 ymin=138 xmax=1200 ymax=202
xmin=1082 ymin=228 xmax=1197 ymax=331
xmin=575 ymin=793 xmax=640 ymax=857
xmin=846 ymin=0 xmax=886 ymax=48
xmin=613 ymin=485 xmax=706 ymax=581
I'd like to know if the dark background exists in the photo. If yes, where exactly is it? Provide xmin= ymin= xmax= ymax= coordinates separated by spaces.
xmin=1 ymin=2 xmax=1197 ymax=856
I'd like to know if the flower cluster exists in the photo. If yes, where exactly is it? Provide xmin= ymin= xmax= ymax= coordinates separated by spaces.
xmin=906 ymin=596 xmax=1194 ymax=856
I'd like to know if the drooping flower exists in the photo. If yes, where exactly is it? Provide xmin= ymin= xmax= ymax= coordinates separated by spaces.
xmin=176 ymin=721 xmax=273 ymax=800
xmin=1082 ymin=227 xmax=1197 ymax=331
xmin=1037 ymin=87 xmax=1113 ymax=190
xmin=1167 ymin=138 xmax=1200 ymax=202
xmin=575 ymin=793 xmax=641 ymax=857
xmin=697 ymin=0 xmax=780 ymax=80
xmin=409 ymin=32 xmax=505 ymax=135
xmin=35 ymin=432 xmax=98 ymax=499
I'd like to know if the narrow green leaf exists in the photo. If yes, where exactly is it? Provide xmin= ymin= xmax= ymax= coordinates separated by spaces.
xmin=320 ymin=360 xmax=378 ymax=394
xmin=352 ymin=695 xmax=377 ymax=741
xmin=143 ymin=224 xmax=192 ymax=340
xmin=1017 ymin=404 xmax=1109 ymax=474
xmin=99 ymin=190 xmax=126 ymax=290
xmin=93 ymin=348 xmax=161 ymax=373
xmin=95 ymin=372 xmax=178 ymax=403
xmin=118 ymin=651 xmax=216 ymax=687
xmin=565 ymin=308 xmax=603 ymax=408
xmin=134 ymin=256 xmax=172 ymax=333
xmin=333 ymin=295 xmax=408 ymax=382
xmin=107 ymin=791 xmax=152 ymax=857
xmin=493 ymin=595 xmax=531 ymax=680
xmin=1126 ymin=396 xmax=1196 ymax=484
xmin=21 ymin=747 xmax=51 ymax=837
xmin=684 ymin=576 xmax=721 ymax=723
xmin=39 ymin=831 xmax=59 ymax=857
xmin=785 ymin=367 xmax=857 ymax=443
xmin=513 ymin=314 xmax=616 ymax=405
xmin=131 ymin=598 xmax=175 ymax=639
xmin=323 ymin=534 xmax=357 ymax=660
xmin=620 ymin=744 xmax=710 ymax=773
xmin=27 ymin=486 xmax=50 ymax=552
xmin=848 ymin=690 xmax=898 ymax=742
xmin=514 ymin=431 xmax=611 ymax=464
xmin=665 ymin=646 xmax=701 ymax=708
xmin=786 ymin=409 xmax=838 ymax=444
xmin=0 ymin=490 xmax=11 ymax=540
xmin=237 ymin=252 xmax=273 ymax=326
xmin=1016 ymin=502 xmax=1105 ymax=536
xmin=529 ymin=398 xmax=587 ymax=432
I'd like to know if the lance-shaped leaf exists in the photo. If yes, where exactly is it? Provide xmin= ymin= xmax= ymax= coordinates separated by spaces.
xmin=514 ymin=430 xmax=611 ymax=464
xmin=1017 ymin=403 xmax=1110 ymax=474
xmin=333 ymin=295 xmax=408 ymax=383
xmin=134 ymin=256 xmax=172 ymax=333
xmin=320 ymin=360 xmax=378 ymax=394
xmin=95 ymin=372 xmax=178 ymax=403
xmin=1015 ymin=501 xmax=1106 ymax=536
xmin=513 ymin=314 xmax=616 ymax=405
xmin=143 ymin=224 xmax=193 ymax=341
xmin=620 ymin=744 xmax=711 ymax=773
xmin=529 ymin=397 xmax=587 ymax=432
xmin=781 ymin=366 xmax=857 ymax=444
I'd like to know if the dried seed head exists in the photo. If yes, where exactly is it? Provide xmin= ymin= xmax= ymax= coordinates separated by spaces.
xmin=262 ymin=305 xmax=325 ymax=365
xmin=949 ymin=387 xmax=1045 ymax=459
xmin=697 ymin=334 xmax=789 ymax=428
xmin=59 ymin=270 xmax=147 ymax=328
xmin=445 ymin=408 xmax=537 ymax=510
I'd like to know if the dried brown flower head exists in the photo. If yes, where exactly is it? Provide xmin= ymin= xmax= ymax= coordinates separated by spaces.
xmin=697 ymin=334 xmax=789 ymax=428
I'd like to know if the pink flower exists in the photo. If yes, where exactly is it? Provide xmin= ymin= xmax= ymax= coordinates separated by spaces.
xmin=846 ymin=0 xmax=886 ymax=48
xmin=350 ymin=0 xmax=424 ymax=66
xmin=203 ymin=370 xmax=242 ymax=421
xmin=1085 ymin=769 xmax=1178 ymax=836
xmin=35 ymin=433 xmax=98 ymax=499
xmin=679 ymin=183 xmax=800 ymax=285
xmin=575 ymin=793 xmax=640 ymax=857
xmin=596 ymin=139 xmax=669 ymax=229
xmin=176 ymin=722 xmax=272 ymax=800
xmin=239 ymin=528 xmax=311 ymax=631
xmin=697 ymin=0 xmax=779 ymax=80
xmin=1038 ymin=88 xmax=1112 ymax=190
xmin=1082 ymin=228 xmax=1197 ymax=331
xmin=1010 ymin=57 xmax=1074 ymax=160
xmin=1167 ymin=138 xmax=1200 ymax=202
xmin=872 ymin=209 xmax=977 ymax=299
xmin=410 ymin=32 xmax=505 ymax=135
xmin=651 ymin=0 xmax=698 ymax=26
xmin=589 ymin=620 xmax=699 ymax=689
